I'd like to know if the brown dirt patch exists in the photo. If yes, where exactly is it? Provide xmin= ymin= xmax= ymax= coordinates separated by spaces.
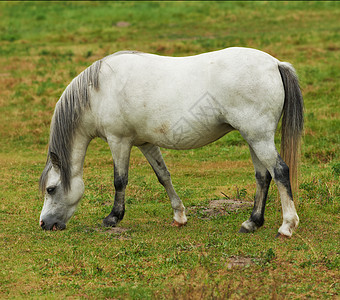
xmin=210 ymin=199 xmax=252 ymax=211
xmin=105 ymin=227 xmax=130 ymax=234
xmin=94 ymin=226 xmax=131 ymax=239
xmin=188 ymin=199 xmax=252 ymax=219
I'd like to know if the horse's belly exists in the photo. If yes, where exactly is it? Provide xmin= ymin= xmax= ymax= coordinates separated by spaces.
xmin=139 ymin=121 xmax=234 ymax=150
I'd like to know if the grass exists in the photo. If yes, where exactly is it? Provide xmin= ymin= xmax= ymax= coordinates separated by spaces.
xmin=0 ymin=1 xmax=339 ymax=299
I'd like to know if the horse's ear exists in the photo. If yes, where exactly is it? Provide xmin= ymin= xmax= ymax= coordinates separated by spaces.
xmin=50 ymin=152 xmax=61 ymax=170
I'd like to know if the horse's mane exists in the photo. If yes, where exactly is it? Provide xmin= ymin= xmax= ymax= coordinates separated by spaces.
xmin=39 ymin=59 xmax=101 ymax=193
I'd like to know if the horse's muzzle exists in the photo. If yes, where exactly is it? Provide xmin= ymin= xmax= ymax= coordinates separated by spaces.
xmin=40 ymin=218 xmax=66 ymax=231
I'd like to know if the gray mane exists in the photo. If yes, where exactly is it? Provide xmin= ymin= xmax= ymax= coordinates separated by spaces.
xmin=39 ymin=59 xmax=101 ymax=193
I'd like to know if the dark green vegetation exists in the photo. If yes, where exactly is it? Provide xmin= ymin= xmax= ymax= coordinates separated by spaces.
xmin=1 ymin=1 xmax=339 ymax=298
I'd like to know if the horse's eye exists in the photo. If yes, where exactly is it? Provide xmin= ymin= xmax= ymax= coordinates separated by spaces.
xmin=46 ymin=186 xmax=56 ymax=195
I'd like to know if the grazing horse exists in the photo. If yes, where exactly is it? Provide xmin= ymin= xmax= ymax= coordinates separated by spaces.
xmin=39 ymin=47 xmax=303 ymax=237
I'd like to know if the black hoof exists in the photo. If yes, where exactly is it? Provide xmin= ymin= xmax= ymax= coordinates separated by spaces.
xmin=239 ymin=226 xmax=250 ymax=233
xmin=103 ymin=216 xmax=119 ymax=227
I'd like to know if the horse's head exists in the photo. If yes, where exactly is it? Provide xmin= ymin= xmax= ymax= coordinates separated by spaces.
xmin=39 ymin=152 xmax=84 ymax=230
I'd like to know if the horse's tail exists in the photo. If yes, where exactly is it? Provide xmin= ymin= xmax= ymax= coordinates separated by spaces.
xmin=278 ymin=62 xmax=304 ymax=192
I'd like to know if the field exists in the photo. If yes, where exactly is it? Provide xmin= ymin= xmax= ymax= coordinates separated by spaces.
xmin=0 ymin=1 xmax=339 ymax=299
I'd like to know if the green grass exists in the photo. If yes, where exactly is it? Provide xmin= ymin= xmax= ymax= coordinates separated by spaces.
xmin=0 ymin=1 xmax=339 ymax=299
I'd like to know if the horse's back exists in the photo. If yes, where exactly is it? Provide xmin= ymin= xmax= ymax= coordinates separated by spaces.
xmin=101 ymin=47 xmax=281 ymax=106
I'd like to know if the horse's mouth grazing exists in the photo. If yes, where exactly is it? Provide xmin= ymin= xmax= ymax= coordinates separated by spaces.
xmin=52 ymin=223 xmax=66 ymax=231
xmin=40 ymin=220 xmax=66 ymax=231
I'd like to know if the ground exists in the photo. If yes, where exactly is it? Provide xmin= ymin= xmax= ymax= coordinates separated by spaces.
xmin=0 ymin=1 xmax=339 ymax=299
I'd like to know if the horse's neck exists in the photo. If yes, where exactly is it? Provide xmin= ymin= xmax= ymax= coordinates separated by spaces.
xmin=69 ymin=129 xmax=92 ymax=178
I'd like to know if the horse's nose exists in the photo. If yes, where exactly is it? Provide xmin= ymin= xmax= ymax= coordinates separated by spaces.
xmin=40 ymin=219 xmax=55 ymax=230
xmin=40 ymin=220 xmax=45 ymax=229
xmin=39 ymin=217 xmax=66 ymax=230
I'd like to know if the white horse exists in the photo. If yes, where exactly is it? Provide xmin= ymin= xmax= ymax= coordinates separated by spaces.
xmin=39 ymin=47 xmax=303 ymax=237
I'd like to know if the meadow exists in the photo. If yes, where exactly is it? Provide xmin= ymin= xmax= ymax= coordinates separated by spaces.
xmin=0 ymin=1 xmax=339 ymax=299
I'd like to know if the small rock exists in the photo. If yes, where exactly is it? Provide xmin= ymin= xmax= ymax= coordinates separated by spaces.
xmin=116 ymin=21 xmax=130 ymax=28
xmin=227 ymin=256 xmax=254 ymax=269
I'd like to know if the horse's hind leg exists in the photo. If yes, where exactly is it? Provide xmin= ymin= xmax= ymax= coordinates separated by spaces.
xmin=245 ymin=138 xmax=299 ymax=237
xmin=103 ymin=138 xmax=132 ymax=227
xmin=138 ymin=143 xmax=187 ymax=226
xmin=240 ymin=147 xmax=272 ymax=233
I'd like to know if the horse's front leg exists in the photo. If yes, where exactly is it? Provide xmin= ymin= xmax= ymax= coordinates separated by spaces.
xmin=138 ymin=143 xmax=187 ymax=226
xmin=103 ymin=138 xmax=132 ymax=227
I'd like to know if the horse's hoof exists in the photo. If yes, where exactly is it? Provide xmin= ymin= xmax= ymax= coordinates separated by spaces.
xmin=171 ymin=220 xmax=187 ymax=227
xmin=239 ymin=226 xmax=250 ymax=233
xmin=103 ymin=216 xmax=119 ymax=227
xmin=275 ymin=232 xmax=291 ymax=239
